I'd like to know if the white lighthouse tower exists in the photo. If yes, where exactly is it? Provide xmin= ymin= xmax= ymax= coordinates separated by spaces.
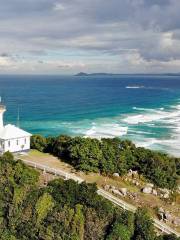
xmin=0 ymin=98 xmax=6 ymax=129
xmin=0 ymin=99 xmax=32 ymax=154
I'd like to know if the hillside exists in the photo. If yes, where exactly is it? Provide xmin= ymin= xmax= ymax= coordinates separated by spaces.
xmin=0 ymin=152 xmax=179 ymax=239
xmin=31 ymin=135 xmax=180 ymax=190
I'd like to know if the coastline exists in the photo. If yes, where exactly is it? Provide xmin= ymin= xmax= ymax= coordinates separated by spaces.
xmin=2 ymin=74 xmax=180 ymax=157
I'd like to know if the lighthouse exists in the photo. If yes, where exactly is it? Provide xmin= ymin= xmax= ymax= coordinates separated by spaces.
xmin=0 ymin=102 xmax=6 ymax=129
xmin=0 ymin=100 xmax=31 ymax=154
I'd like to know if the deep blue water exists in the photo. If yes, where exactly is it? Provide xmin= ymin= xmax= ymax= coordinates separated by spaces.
xmin=1 ymin=74 xmax=180 ymax=156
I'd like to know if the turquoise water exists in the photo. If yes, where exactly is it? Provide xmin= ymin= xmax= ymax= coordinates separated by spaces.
xmin=1 ymin=74 xmax=180 ymax=156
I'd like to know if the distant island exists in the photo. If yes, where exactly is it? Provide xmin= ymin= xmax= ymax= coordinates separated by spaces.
xmin=75 ymin=72 xmax=117 ymax=76
xmin=75 ymin=72 xmax=180 ymax=76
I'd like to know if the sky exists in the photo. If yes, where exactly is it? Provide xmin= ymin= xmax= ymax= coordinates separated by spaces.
xmin=0 ymin=0 xmax=180 ymax=74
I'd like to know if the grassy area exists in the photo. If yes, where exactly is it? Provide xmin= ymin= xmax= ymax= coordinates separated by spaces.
xmin=18 ymin=150 xmax=73 ymax=172
xmin=19 ymin=150 xmax=180 ymax=232
xmin=27 ymin=149 xmax=52 ymax=157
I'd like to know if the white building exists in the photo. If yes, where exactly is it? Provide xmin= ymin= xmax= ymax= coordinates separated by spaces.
xmin=0 ymin=102 xmax=31 ymax=154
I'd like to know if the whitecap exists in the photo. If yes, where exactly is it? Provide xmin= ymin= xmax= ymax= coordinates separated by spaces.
xmin=123 ymin=107 xmax=180 ymax=125
xmin=85 ymin=124 xmax=128 ymax=139
xmin=119 ymin=102 xmax=180 ymax=156
xmin=135 ymin=138 xmax=160 ymax=148
xmin=129 ymin=130 xmax=154 ymax=135
xmin=126 ymin=86 xmax=144 ymax=89
xmin=132 ymin=107 xmax=159 ymax=112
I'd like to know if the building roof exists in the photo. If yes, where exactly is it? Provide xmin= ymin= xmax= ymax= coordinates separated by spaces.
xmin=0 ymin=124 xmax=31 ymax=140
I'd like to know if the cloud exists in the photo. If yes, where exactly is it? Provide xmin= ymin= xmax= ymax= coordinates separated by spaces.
xmin=53 ymin=3 xmax=66 ymax=11
xmin=0 ymin=0 xmax=180 ymax=73
xmin=0 ymin=56 xmax=12 ymax=67
xmin=0 ymin=52 xmax=10 ymax=57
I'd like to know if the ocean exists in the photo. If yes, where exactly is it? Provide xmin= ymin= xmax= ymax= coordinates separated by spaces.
xmin=1 ymin=74 xmax=180 ymax=156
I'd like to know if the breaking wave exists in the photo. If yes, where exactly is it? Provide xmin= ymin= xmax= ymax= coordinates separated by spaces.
xmin=122 ymin=104 xmax=180 ymax=156
xmin=126 ymin=86 xmax=144 ymax=89
xmin=24 ymin=102 xmax=180 ymax=156
xmin=123 ymin=106 xmax=180 ymax=125
xmin=85 ymin=124 xmax=128 ymax=139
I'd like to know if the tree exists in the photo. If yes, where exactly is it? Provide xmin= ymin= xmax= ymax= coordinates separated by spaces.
xmin=30 ymin=134 xmax=47 ymax=152
xmin=0 ymin=155 xmax=39 ymax=236
xmin=156 ymin=234 xmax=180 ymax=240
xmin=84 ymin=208 xmax=109 ymax=240
xmin=119 ymin=211 xmax=135 ymax=236
xmin=133 ymin=208 xmax=156 ymax=240
xmin=1 ymin=152 xmax=175 ymax=240
xmin=50 ymin=135 xmax=71 ymax=158
xmin=100 ymin=139 xmax=116 ymax=174
xmin=35 ymin=192 xmax=54 ymax=225
xmin=31 ymin=134 xmax=179 ymax=189
xmin=71 ymin=204 xmax=85 ymax=240
xmin=174 ymin=158 xmax=180 ymax=175
xmin=2 ymin=151 xmax=14 ymax=161
xmin=162 ymin=234 xmax=180 ymax=240
xmin=106 ymin=222 xmax=131 ymax=240
xmin=68 ymin=137 xmax=102 ymax=172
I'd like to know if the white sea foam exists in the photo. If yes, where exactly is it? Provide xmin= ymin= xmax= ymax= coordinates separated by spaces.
xmin=123 ymin=103 xmax=180 ymax=156
xmin=135 ymin=138 xmax=160 ymax=148
xmin=132 ymin=107 xmax=156 ymax=112
xmin=85 ymin=123 xmax=128 ymax=139
xmin=129 ymin=130 xmax=154 ymax=135
xmin=58 ymin=102 xmax=180 ymax=156
xmin=123 ymin=113 xmax=165 ymax=124
xmin=127 ymin=86 xmax=172 ymax=91
xmin=126 ymin=86 xmax=144 ymax=89
xmin=135 ymin=137 xmax=180 ymax=157
xmin=146 ymin=123 xmax=155 ymax=126
xmin=123 ymin=106 xmax=180 ymax=125
xmin=134 ymin=107 xmax=164 ymax=111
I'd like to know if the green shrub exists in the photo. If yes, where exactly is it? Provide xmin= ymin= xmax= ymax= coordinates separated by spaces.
xmin=30 ymin=134 xmax=47 ymax=152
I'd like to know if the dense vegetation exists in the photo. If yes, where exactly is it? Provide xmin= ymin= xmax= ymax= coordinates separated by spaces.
xmin=0 ymin=152 xmax=179 ymax=240
xmin=31 ymin=135 xmax=180 ymax=189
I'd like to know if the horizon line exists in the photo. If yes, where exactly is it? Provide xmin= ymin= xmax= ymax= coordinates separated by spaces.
xmin=0 ymin=72 xmax=180 ymax=76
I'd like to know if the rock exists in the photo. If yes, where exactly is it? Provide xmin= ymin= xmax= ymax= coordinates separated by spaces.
xmin=127 ymin=169 xmax=133 ymax=177
xmin=158 ymin=188 xmax=170 ymax=198
xmin=111 ymin=186 xmax=116 ymax=190
xmin=158 ymin=207 xmax=165 ymax=221
xmin=158 ymin=207 xmax=180 ymax=226
xmin=135 ymin=181 xmax=140 ymax=186
xmin=112 ymin=189 xmax=123 ymax=196
xmin=104 ymin=185 xmax=110 ymax=191
xmin=146 ymin=183 xmax=154 ymax=188
xmin=132 ymin=179 xmax=136 ymax=184
xmin=133 ymin=193 xmax=138 ymax=200
xmin=132 ymin=180 xmax=140 ymax=186
xmin=163 ymin=193 xmax=169 ymax=199
xmin=152 ymin=189 xmax=158 ymax=196
xmin=127 ymin=169 xmax=138 ymax=178
xmin=132 ymin=192 xmax=138 ymax=197
xmin=177 ymin=185 xmax=180 ymax=194
xmin=119 ymin=188 xmax=127 ymax=196
xmin=128 ymin=192 xmax=138 ymax=200
xmin=173 ymin=218 xmax=180 ymax=226
xmin=158 ymin=212 xmax=164 ymax=221
xmin=164 ymin=211 xmax=173 ymax=222
xmin=142 ymin=186 xmax=153 ymax=194
xmin=159 ymin=207 xmax=164 ymax=213
xmin=159 ymin=188 xmax=170 ymax=194
xmin=113 ymin=173 xmax=120 ymax=177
